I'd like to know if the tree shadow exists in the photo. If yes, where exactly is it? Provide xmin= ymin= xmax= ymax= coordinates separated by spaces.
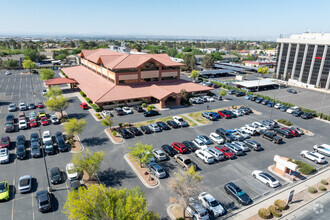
xmin=158 ymin=161 xmax=177 ymax=177
xmin=223 ymin=201 xmax=239 ymax=211
xmin=98 ymin=168 xmax=135 ymax=187
xmin=81 ymin=137 xmax=109 ymax=147
xmin=0 ymin=101 xmax=11 ymax=107
xmin=67 ymin=113 xmax=88 ymax=119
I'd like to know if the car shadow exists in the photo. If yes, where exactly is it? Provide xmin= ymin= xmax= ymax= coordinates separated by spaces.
xmin=50 ymin=193 xmax=59 ymax=212
xmin=8 ymin=153 xmax=16 ymax=164
xmin=223 ymin=201 xmax=239 ymax=211
xmin=0 ymin=101 xmax=11 ymax=107
xmin=81 ymin=137 xmax=109 ymax=147
xmin=158 ymin=160 xmax=177 ymax=177
xmin=31 ymin=178 xmax=39 ymax=193
xmin=98 ymin=168 xmax=135 ymax=187
xmin=67 ymin=113 xmax=88 ymax=119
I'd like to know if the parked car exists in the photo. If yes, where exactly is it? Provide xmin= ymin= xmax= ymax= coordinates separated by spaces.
xmin=152 ymin=149 xmax=167 ymax=161
xmin=292 ymin=110 xmax=304 ymax=117
xmin=186 ymin=197 xmax=209 ymax=220
xmin=192 ymin=139 xmax=207 ymax=150
xmin=261 ymin=131 xmax=282 ymax=144
xmin=229 ymin=131 xmax=245 ymax=141
xmin=40 ymin=117 xmax=48 ymax=126
xmin=280 ymin=106 xmax=290 ymax=112
xmin=261 ymin=99 xmax=269 ymax=105
xmin=4 ymin=122 xmax=14 ymax=133
xmin=287 ymin=106 xmax=300 ymax=114
xmin=215 ymin=128 xmax=235 ymax=142
xmin=35 ymin=190 xmax=52 ymax=213
xmin=37 ymin=102 xmax=44 ymax=109
xmin=224 ymin=182 xmax=251 ymax=205
xmin=156 ymin=122 xmax=171 ymax=130
xmin=218 ymin=110 xmax=231 ymax=119
xmin=291 ymin=127 xmax=304 ymax=135
xmin=195 ymin=150 xmax=214 ymax=164
xmin=274 ymin=103 xmax=283 ymax=109
xmin=274 ymin=128 xmax=293 ymax=138
xmin=301 ymin=112 xmax=315 ymax=119
xmin=281 ymin=127 xmax=299 ymax=137
xmin=128 ymin=127 xmax=143 ymax=136
xmin=148 ymin=162 xmax=166 ymax=178
xmin=55 ymin=131 xmax=68 ymax=152
xmin=197 ymin=135 xmax=213 ymax=145
xmin=42 ymin=89 xmax=48 ymax=95
xmin=173 ymin=116 xmax=188 ymax=127
xmin=161 ymin=144 xmax=177 ymax=157
xmin=224 ymin=143 xmax=243 ymax=156
xmin=50 ymin=167 xmax=62 ymax=184
xmin=140 ymin=126 xmax=152 ymax=134
xmin=0 ymin=148 xmax=9 ymax=164
xmin=117 ymin=128 xmax=133 ymax=139
xmin=215 ymin=146 xmax=235 ymax=159
xmin=166 ymin=120 xmax=179 ymax=128
xmin=313 ymin=144 xmax=330 ymax=156
xmin=243 ymin=139 xmax=262 ymax=151
xmin=18 ymin=119 xmax=28 ymax=130
xmin=235 ymin=91 xmax=245 ymax=97
xmin=198 ymin=192 xmax=226 ymax=217
xmin=232 ymin=141 xmax=249 ymax=152
xmin=50 ymin=115 xmax=60 ymax=124
xmin=66 ymin=163 xmax=79 ymax=180
xmin=234 ymin=129 xmax=250 ymax=139
xmin=231 ymin=109 xmax=243 ymax=116
xmin=0 ymin=136 xmax=10 ymax=149
xmin=202 ymin=112 xmax=216 ymax=121
xmin=241 ymin=126 xmax=258 ymax=136
xmin=204 ymin=147 xmax=224 ymax=161
xmin=252 ymin=171 xmax=280 ymax=188
xmin=44 ymin=140 xmax=55 ymax=155
xmin=182 ymin=141 xmax=198 ymax=152
xmin=255 ymin=97 xmax=264 ymax=103
xmin=18 ymin=175 xmax=32 ymax=193
xmin=8 ymin=103 xmax=17 ymax=112
xmin=19 ymin=102 xmax=27 ymax=111
xmin=172 ymin=142 xmax=188 ymax=154
xmin=287 ymin=88 xmax=297 ymax=94
xmin=42 ymin=131 xmax=52 ymax=144
xmin=114 ymin=107 xmax=125 ymax=116
xmin=250 ymin=96 xmax=258 ymax=101
xmin=101 ymin=110 xmax=112 ymax=118
xmin=28 ymin=103 xmax=35 ymax=110
xmin=209 ymin=132 xmax=224 ymax=144
xmin=30 ymin=118 xmax=38 ymax=127
xmin=38 ymin=110 xmax=46 ymax=119
xmin=133 ymin=105 xmax=144 ymax=112
xmin=214 ymin=95 xmax=223 ymax=100
xmin=16 ymin=145 xmax=26 ymax=160
xmin=31 ymin=138 xmax=41 ymax=158
xmin=174 ymin=154 xmax=196 ymax=170
xmin=148 ymin=123 xmax=161 ymax=132
xmin=267 ymin=101 xmax=275 ymax=107
xmin=143 ymin=110 xmax=160 ymax=117
xmin=228 ymin=89 xmax=236 ymax=95
xmin=301 ymin=150 xmax=326 ymax=164
xmin=122 ymin=107 xmax=133 ymax=114
xmin=80 ymin=102 xmax=88 ymax=110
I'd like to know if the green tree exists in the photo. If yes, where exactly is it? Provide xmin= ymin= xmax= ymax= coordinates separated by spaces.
xmin=22 ymin=59 xmax=36 ymax=73
xmin=101 ymin=115 xmax=114 ymax=131
xmin=45 ymin=95 xmax=68 ymax=118
xmin=257 ymin=66 xmax=269 ymax=74
xmin=23 ymin=49 xmax=39 ymax=61
xmin=55 ymin=54 xmax=67 ymax=60
xmin=190 ymin=70 xmax=199 ymax=80
xmin=2 ymin=59 xmax=18 ymax=68
xmin=202 ymin=54 xmax=215 ymax=69
xmin=71 ymin=149 xmax=104 ymax=181
xmin=210 ymin=52 xmax=223 ymax=60
xmin=180 ymin=89 xmax=189 ymax=102
xmin=63 ymin=184 xmax=158 ymax=220
xmin=129 ymin=142 xmax=154 ymax=167
xmin=63 ymin=118 xmax=87 ymax=140
xmin=183 ymin=54 xmax=196 ymax=71
xmin=168 ymin=166 xmax=203 ymax=217
xmin=219 ymin=90 xmax=227 ymax=97
xmin=166 ymin=48 xmax=178 ymax=57
xmin=45 ymin=85 xmax=62 ymax=98
xmin=39 ymin=68 xmax=55 ymax=80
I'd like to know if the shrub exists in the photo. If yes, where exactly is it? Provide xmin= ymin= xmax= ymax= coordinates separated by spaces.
xmin=274 ymin=199 xmax=287 ymax=211
xmin=258 ymin=208 xmax=271 ymax=219
xmin=112 ymin=130 xmax=117 ymax=136
xmin=85 ymin=97 xmax=92 ymax=104
xmin=277 ymin=119 xmax=293 ymax=126
xmin=91 ymin=104 xmax=102 ymax=112
xmin=176 ymin=218 xmax=184 ymax=220
xmin=318 ymin=185 xmax=326 ymax=191
xmin=268 ymin=205 xmax=282 ymax=217
xmin=308 ymin=187 xmax=317 ymax=193
xmin=298 ymin=164 xmax=316 ymax=175
xmin=141 ymin=103 xmax=147 ymax=108
xmin=64 ymin=75 xmax=68 ymax=78
xmin=95 ymin=113 xmax=100 ymax=116
xmin=118 ymin=122 xmax=123 ymax=127
xmin=79 ymin=91 xmax=86 ymax=97
xmin=97 ymin=116 xmax=102 ymax=119
xmin=321 ymin=179 xmax=328 ymax=185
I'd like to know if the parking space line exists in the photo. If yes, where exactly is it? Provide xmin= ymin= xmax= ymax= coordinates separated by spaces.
xmin=32 ymin=193 xmax=35 ymax=220
xmin=11 ymin=179 xmax=15 ymax=220
xmin=237 ymin=179 xmax=261 ymax=198
xmin=218 ymin=187 xmax=236 ymax=204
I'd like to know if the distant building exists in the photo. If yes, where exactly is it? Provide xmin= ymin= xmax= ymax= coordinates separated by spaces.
xmin=221 ymin=55 xmax=238 ymax=63
xmin=276 ymin=32 xmax=330 ymax=89
xmin=244 ymin=60 xmax=276 ymax=68
xmin=194 ymin=55 xmax=205 ymax=64
xmin=108 ymin=42 xmax=131 ymax=54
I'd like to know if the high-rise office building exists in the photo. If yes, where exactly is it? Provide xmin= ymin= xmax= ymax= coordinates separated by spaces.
xmin=276 ymin=32 xmax=330 ymax=89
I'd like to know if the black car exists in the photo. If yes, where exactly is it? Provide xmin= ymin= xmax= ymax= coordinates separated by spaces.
xmin=292 ymin=110 xmax=303 ymax=117
xmin=228 ymin=89 xmax=236 ymax=95
xmin=261 ymin=100 xmax=269 ymax=105
xmin=129 ymin=127 xmax=143 ymax=136
xmin=240 ymin=106 xmax=253 ymax=113
xmin=261 ymin=131 xmax=283 ymax=144
xmin=182 ymin=141 xmax=198 ymax=152
xmin=55 ymin=131 xmax=68 ymax=152
xmin=6 ymin=114 xmax=15 ymax=124
xmin=144 ymin=110 xmax=160 ymax=117
xmin=274 ymin=128 xmax=293 ymax=138
xmin=140 ymin=126 xmax=152 ymax=134
xmin=16 ymin=135 xmax=26 ymax=148
xmin=113 ymin=108 xmax=125 ymax=116
xmin=224 ymin=182 xmax=251 ymax=205
xmin=301 ymin=112 xmax=315 ymax=119
xmin=250 ymin=96 xmax=258 ymax=101
xmin=4 ymin=122 xmax=14 ymax=133
xmin=255 ymin=97 xmax=264 ymax=103
xmin=161 ymin=144 xmax=177 ymax=157
xmin=280 ymin=106 xmax=289 ymax=112
xmin=44 ymin=140 xmax=56 ymax=155
xmin=133 ymin=105 xmax=144 ymax=112
xmin=202 ymin=112 xmax=216 ymax=121
xmin=267 ymin=101 xmax=275 ymax=107
xmin=235 ymin=91 xmax=245 ymax=97
xmin=50 ymin=167 xmax=61 ymax=184
xmin=166 ymin=120 xmax=179 ymax=128
xmin=228 ymin=111 xmax=237 ymax=118
xmin=243 ymin=139 xmax=262 ymax=151
xmin=30 ymin=133 xmax=41 ymax=157
xmin=156 ymin=122 xmax=171 ymax=130
xmin=118 ymin=128 xmax=133 ymax=139
xmin=35 ymin=190 xmax=52 ymax=213
xmin=70 ymin=180 xmax=84 ymax=191
xmin=216 ymin=128 xmax=235 ymax=142
xmin=287 ymin=88 xmax=297 ymax=94
xmin=16 ymin=145 xmax=27 ymax=160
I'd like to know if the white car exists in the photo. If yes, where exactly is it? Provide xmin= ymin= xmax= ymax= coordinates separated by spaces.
xmin=122 ymin=107 xmax=133 ymax=114
xmin=50 ymin=115 xmax=60 ymax=124
xmin=274 ymin=103 xmax=283 ymax=109
xmin=152 ymin=149 xmax=167 ymax=161
xmin=0 ymin=148 xmax=10 ymax=164
xmin=148 ymin=124 xmax=161 ymax=132
xmin=301 ymin=150 xmax=326 ymax=164
xmin=101 ymin=110 xmax=112 ymax=118
xmin=19 ymin=119 xmax=28 ymax=130
xmin=195 ymin=150 xmax=214 ymax=164
xmin=42 ymin=131 xmax=52 ymax=144
xmin=287 ymin=106 xmax=299 ymax=114
xmin=42 ymin=89 xmax=48 ymax=95
xmin=234 ymin=129 xmax=250 ymax=139
xmin=206 ymin=96 xmax=215 ymax=102
xmin=5 ymin=71 xmax=11 ymax=75
xmin=198 ymin=192 xmax=226 ymax=217
xmin=251 ymin=122 xmax=267 ymax=132
xmin=232 ymin=141 xmax=249 ymax=152
xmin=232 ymin=109 xmax=243 ymax=116
xmin=192 ymin=139 xmax=207 ymax=150
xmin=313 ymin=144 xmax=330 ymax=156
xmin=209 ymin=132 xmax=224 ymax=144
xmin=173 ymin=116 xmax=188 ymax=127
xmin=19 ymin=102 xmax=27 ymax=111
xmin=66 ymin=163 xmax=79 ymax=180
xmin=241 ymin=126 xmax=258 ymax=136
xmin=252 ymin=170 xmax=280 ymax=188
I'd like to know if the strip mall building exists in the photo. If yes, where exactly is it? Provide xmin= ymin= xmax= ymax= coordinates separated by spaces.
xmin=62 ymin=49 xmax=212 ymax=109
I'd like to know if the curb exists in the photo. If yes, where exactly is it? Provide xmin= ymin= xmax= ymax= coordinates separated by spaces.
xmin=166 ymin=204 xmax=182 ymax=220
xmin=69 ymin=134 xmax=85 ymax=154
xmin=124 ymin=154 xmax=159 ymax=189
xmin=103 ymin=128 xmax=124 ymax=145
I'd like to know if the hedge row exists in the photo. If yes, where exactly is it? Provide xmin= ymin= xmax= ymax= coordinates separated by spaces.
xmin=91 ymin=104 xmax=102 ymax=112
xmin=277 ymin=119 xmax=293 ymax=126
xmin=85 ymin=97 xmax=92 ymax=104
xmin=293 ymin=160 xmax=316 ymax=175
xmin=79 ymin=91 xmax=86 ymax=97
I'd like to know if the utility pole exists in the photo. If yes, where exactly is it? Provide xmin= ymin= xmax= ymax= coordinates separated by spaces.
xmin=270 ymin=94 xmax=276 ymax=120
xmin=38 ymin=128 xmax=52 ymax=192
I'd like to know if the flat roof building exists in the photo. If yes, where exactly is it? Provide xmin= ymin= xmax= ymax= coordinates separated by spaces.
xmin=276 ymin=32 xmax=330 ymax=89
xmin=62 ymin=48 xmax=211 ymax=109
xmin=233 ymin=79 xmax=279 ymax=91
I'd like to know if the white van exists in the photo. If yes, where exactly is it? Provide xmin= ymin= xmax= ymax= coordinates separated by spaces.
xmin=193 ymin=139 xmax=207 ymax=150
xmin=195 ymin=150 xmax=214 ymax=164
xmin=205 ymin=147 xmax=225 ymax=161
xmin=241 ymin=126 xmax=258 ymax=136
xmin=314 ymin=144 xmax=330 ymax=156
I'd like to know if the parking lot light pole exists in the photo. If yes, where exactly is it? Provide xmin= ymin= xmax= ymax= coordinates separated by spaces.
xmin=38 ymin=128 xmax=52 ymax=192
xmin=270 ymin=94 xmax=276 ymax=120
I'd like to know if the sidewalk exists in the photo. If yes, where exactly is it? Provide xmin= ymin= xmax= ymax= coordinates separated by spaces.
xmin=227 ymin=167 xmax=330 ymax=219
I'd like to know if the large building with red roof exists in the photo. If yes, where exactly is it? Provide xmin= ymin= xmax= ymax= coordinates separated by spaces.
xmin=62 ymin=48 xmax=212 ymax=109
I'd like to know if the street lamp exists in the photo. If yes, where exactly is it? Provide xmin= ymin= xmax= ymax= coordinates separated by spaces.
xmin=38 ymin=128 xmax=52 ymax=192
xmin=270 ymin=94 xmax=276 ymax=120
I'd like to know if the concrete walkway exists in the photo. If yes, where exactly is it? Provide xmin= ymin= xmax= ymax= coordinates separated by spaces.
xmin=182 ymin=113 xmax=203 ymax=126
xmin=227 ymin=167 xmax=330 ymax=219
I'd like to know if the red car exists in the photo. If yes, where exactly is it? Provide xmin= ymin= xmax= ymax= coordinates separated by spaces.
xmin=40 ymin=117 xmax=48 ymax=126
xmin=281 ymin=127 xmax=299 ymax=137
xmin=0 ymin=136 xmax=10 ymax=149
xmin=80 ymin=102 xmax=88 ymax=110
xmin=38 ymin=102 xmax=44 ymax=108
xmin=171 ymin=142 xmax=188 ymax=154
xmin=215 ymin=146 xmax=235 ymax=159
xmin=30 ymin=118 xmax=38 ymax=127
xmin=218 ymin=110 xmax=231 ymax=119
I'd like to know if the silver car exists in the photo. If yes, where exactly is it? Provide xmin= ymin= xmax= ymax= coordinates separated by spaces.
xmin=152 ymin=149 xmax=167 ymax=161
xmin=148 ymin=123 xmax=161 ymax=132
xmin=18 ymin=175 xmax=32 ymax=193
xmin=148 ymin=162 xmax=166 ymax=178
xmin=8 ymin=103 xmax=17 ymax=112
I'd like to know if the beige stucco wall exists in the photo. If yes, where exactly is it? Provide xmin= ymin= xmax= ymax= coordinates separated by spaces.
xmin=162 ymin=71 xmax=178 ymax=77
xmin=141 ymin=70 xmax=159 ymax=79
xmin=118 ymin=74 xmax=138 ymax=80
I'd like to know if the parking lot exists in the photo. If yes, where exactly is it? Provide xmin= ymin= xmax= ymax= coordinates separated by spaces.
xmin=1 ymin=70 xmax=329 ymax=219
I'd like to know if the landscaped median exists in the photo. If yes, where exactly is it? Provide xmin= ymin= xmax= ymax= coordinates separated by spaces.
xmin=133 ymin=114 xmax=198 ymax=127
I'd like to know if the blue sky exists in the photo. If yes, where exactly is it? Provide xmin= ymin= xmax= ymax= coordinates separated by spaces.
xmin=1 ymin=0 xmax=329 ymax=39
